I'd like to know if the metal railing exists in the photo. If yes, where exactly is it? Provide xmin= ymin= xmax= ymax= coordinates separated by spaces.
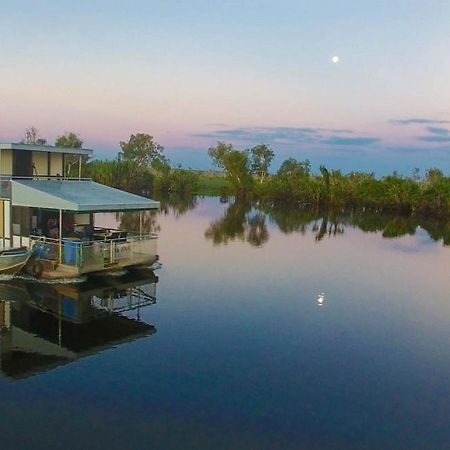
xmin=30 ymin=233 xmax=157 ymax=273
xmin=92 ymin=285 xmax=157 ymax=313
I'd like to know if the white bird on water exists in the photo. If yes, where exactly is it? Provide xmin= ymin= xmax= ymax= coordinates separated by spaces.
xmin=317 ymin=293 xmax=325 ymax=306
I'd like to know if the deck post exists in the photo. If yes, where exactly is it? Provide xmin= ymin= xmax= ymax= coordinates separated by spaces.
xmin=58 ymin=297 xmax=62 ymax=347
xmin=59 ymin=209 xmax=62 ymax=264
xmin=78 ymin=155 xmax=82 ymax=179
xmin=139 ymin=211 xmax=142 ymax=237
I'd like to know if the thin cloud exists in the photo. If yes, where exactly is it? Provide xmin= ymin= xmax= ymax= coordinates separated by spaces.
xmin=418 ymin=135 xmax=450 ymax=143
xmin=194 ymin=127 xmax=322 ymax=144
xmin=426 ymin=127 xmax=449 ymax=135
xmin=323 ymin=136 xmax=380 ymax=146
xmin=386 ymin=145 xmax=450 ymax=155
xmin=390 ymin=118 xmax=450 ymax=125
xmin=193 ymin=126 xmax=359 ymax=146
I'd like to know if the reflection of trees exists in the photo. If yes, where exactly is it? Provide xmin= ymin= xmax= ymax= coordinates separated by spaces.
xmin=262 ymin=203 xmax=449 ymax=247
xmin=204 ymin=200 xmax=269 ymax=247
xmin=382 ymin=218 xmax=416 ymax=238
xmin=349 ymin=210 xmax=449 ymax=245
xmin=247 ymin=214 xmax=269 ymax=247
xmin=262 ymin=205 xmax=319 ymax=234
xmin=118 ymin=210 xmax=160 ymax=234
xmin=312 ymin=215 xmax=344 ymax=242
xmin=119 ymin=193 xmax=449 ymax=248
xmin=263 ymin=205 xmax=345 ymax=242
xmin=158 ymin=194 xmax=198 ymax=218
xmin=117 ymin=194 xmax=198 ymax=234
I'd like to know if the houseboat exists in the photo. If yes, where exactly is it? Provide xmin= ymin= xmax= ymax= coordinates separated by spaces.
xmin=0 ymin=142 xmax=159 ymax=279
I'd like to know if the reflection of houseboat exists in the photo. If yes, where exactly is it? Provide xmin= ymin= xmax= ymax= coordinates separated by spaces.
xmin=0 ymin=269 xmax=158 ymax=380
xmin=0 ymin=143 xmax=159 ymax=278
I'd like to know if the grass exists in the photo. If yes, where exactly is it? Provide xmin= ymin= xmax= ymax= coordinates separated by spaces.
xmin=195 ymin=171 xmax=229 ymax=195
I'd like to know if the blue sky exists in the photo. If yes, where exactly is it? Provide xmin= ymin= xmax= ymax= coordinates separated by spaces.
xmin=0 ymin=0 xmax=449 ymax=175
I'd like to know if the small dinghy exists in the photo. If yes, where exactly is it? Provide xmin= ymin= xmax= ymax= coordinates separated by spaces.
xmin=0 ymin=247 xmax=33 ymax=275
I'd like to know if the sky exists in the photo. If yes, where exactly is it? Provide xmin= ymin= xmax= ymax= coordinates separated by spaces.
xmin=1 ymin=0 xmax=449 ymax=175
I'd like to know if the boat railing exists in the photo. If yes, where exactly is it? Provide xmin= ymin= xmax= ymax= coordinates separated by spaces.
xmin=30 ymin=233 xmax=157 ymax=273
xmin=92 ymin=285 xmax=157 ymax=313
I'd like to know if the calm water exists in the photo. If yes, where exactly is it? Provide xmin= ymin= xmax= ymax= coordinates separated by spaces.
xmin=0 ymin=197 xmax=449 ymax=450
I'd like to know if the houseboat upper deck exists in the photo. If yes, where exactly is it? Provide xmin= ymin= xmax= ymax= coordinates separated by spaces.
xmin=0 ymin=143 xmax=160 ymax=278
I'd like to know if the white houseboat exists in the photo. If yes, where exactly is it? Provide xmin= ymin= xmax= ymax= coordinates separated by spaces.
xmin=0 ymin=143 xmax=159 ymax=278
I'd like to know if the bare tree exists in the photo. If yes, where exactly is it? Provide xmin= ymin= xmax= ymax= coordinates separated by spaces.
xmin=22 ymin=126 xmax=47 ymax=145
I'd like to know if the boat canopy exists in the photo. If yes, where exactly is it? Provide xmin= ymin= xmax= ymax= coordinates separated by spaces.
xmin=11 ymin=180 xmax=159 ymax=212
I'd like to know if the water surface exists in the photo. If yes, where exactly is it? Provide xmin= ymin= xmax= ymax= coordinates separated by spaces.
xmin=0 ymin=197 xmax=449 ymax=450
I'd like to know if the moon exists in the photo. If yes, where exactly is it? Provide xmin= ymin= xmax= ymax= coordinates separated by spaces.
xmin=332 ymin=55 xmax=340 ymax=64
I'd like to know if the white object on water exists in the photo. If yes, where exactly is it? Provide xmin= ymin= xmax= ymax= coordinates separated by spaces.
xmin=332 ymin=55 xmax=339 ymax=64
xmin=317 ymin=292 xmax=325 ymax=306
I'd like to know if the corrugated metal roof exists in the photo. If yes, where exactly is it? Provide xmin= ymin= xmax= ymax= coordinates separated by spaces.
xmin=11 ymin=180 xmax=159 ymax=212
xmin=0 ymin=143 xmax=93 ymax=156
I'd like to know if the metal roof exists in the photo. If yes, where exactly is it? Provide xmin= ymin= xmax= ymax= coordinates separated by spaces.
xmin=0 ymin=142 xmax=93 ymax=156
xmin=11 ymin=179 xmax=159 ymax=212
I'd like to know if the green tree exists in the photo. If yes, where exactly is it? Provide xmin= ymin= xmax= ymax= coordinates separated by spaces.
xmin=319 ymin=165 xmax=331 ymax=202
xmin=119 ymin=133 xmax=166 ymax=168
xmin=425 ymin=168 xmax=443 ymax=183
xmin=277 ymin=158 xmax=311 ymax=178
xmin=249 ymin=144 xmax=274 ymax=183
xmin=55 ymin=132 xmax=83 ymax=148
xmin=208 ymin=142 xmax=253 ymax=195
xmin=55 ymin=132 xmax=84 ymax=177
xmin=22 ymin=126 xmax=47 ymax=145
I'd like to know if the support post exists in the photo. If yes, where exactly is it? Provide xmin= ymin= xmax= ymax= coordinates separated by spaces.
xmin=139 ymin=211 xmax=142 ymax=237
xmin=59 ymin=210 xmax=63 ymax=264
xmin=58 ymin=297 xmax=62 ymax=347
xmin=78 ymin=155 xmax=82 ymax=179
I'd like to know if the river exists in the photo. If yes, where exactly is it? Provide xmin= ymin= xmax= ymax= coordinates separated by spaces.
xmin=0 ymin=196 xmax=449 ymax=449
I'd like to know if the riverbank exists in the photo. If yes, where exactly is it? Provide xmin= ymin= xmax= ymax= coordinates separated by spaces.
xmin=193 ymin=170 xmax=450 ymax=219
xmin=84 ymin=160 xmax=449 ymax=219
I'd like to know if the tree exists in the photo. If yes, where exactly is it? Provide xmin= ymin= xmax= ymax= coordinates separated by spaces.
xmin=319 ymin=165 xmax=331 ymax=202
xmin=55 ymin=132 xmax=83 ymax=148
xmin=55 ymin=132 xmax=84 ymax=177
xmin=119 ymin=133 xmax=166 ymax=168
xmin=249 ymin=144 xmax=274 ymax=183
xmin=22 ymin=126 xmax=47 ymax=145
xmin=425 ymin=168 xmax=443 ymax=183
xmin=277 ymin=158 xmax=311 ymax=178
xmin=208 ymin=142 xmax=253 ymax=195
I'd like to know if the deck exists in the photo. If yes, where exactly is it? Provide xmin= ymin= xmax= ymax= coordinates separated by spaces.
xmin=30 ymin=230 xmax=158 ymax=278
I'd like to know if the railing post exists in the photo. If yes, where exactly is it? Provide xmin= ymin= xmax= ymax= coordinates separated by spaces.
xmin=59 ymin=210 xmax=62 ymax=264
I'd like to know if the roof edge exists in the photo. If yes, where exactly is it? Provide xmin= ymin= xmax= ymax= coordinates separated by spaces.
xmin=0 ymin=142 xmax=93 ymax=156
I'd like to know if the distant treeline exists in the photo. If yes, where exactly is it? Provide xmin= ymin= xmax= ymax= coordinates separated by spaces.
xmin=84 ymin=159 xmax=199 ymax=196
xmin=71 ymin=133 xmax=449 ymax=219
xmin=83 ymin=133 xmax=199 ymax=196
xmin=206 ymin=142 xmax=450 ymax=218
xmin=254 ymin=165 xmax=449 ymax=218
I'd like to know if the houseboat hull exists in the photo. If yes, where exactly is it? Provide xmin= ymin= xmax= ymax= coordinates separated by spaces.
xmin=37 ymin=256 xmax=159 ymax=280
